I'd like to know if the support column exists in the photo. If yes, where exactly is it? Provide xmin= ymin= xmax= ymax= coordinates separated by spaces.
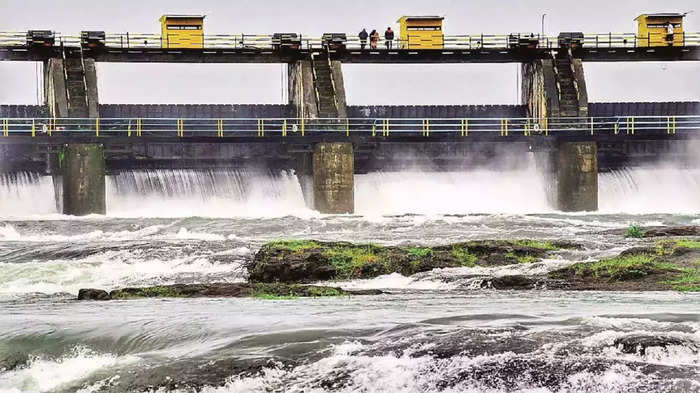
xmin=288 ymin=60 xmax=319 ymax=119
xmin=313 ymin=142 xmax=354 ymax=214
xmin=288 ymin=58 xmax=347 ymax=119
xmin=83 ymin=58 xmax=100 ymax=118
xmin=44 ymin=58 xmax=68 ymax=118
xmin=521 ymin=55 xmax=588 ymax=120
xmin=556 ymin=142 xmax=598 ymax=212
xmin=62 ymin=144 xmax=105 ymax=216
xmin=44 ymin=56 xmax=99 ymax=118
xmin=329 ymin=60 xmax=348 ymax=118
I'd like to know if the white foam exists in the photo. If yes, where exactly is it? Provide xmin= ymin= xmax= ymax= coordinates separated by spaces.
xmin=188 ymin=341 xmax=682 ymax=393
xmin=0 ymin=223 xmax=22 ymax=240
xmin=599 ymin=167 xmax=700 ymax=214
xmin=3 ymin=164 xmax=700 ymax=217
xmin=355 ymin=165 xmax=551 ymax=216
xmin=331 ymin=272 xmax=453 ymax=291
xmin=0 ymin=249 xmax=246 ymax=298
xmin=0 ymin=346 xmax=138 ymax=393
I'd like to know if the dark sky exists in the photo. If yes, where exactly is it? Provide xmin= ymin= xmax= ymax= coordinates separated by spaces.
xmin=0 ymin=0 xmax=698 ymax=104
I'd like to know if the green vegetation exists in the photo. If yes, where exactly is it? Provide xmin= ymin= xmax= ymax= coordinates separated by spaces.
xmin=569 ymin=254 xmax=679 ymax=281
xmin=661 ymin=263 xmax=700 ymax=292
xmin=252 ymin=283 xmax=346 ymax=299
xmin=306 ymin=286 xmax=345 ymax=297
xmin=625 ymin=225 xmax=645 ymax=238
xmin=111 ymin=286 xmax=185 ymax=299
xmin=513 ymin=240 xmax=560 ymax=251
xmin=322 ymin=244 xmax=384 ymax=279
xmin=506 ymin=252 xmax=538 ymax=264
xmin=407 ymin=247 xmax=434 ymax=259
xmin=450 ymin=246 xmax=477 ymax=267
xmin=265 ymin=239 xmax=320 ymax=252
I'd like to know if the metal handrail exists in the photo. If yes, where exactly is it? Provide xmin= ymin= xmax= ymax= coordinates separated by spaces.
xmin=0 ymin=116 xmax=697 ymax=137
xmin=4 ymin=31 xmax=700 ymax=50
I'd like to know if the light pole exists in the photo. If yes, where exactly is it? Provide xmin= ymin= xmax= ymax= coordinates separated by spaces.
xmin=541 ymin=13 xmax=547 ymax=38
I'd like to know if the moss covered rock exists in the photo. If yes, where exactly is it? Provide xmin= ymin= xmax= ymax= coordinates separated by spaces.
xmin=78 ymin=283 xmax=381 ymax=301
xmin=546 ymin=245 xmax=700 ymax=292
xmin=248 ymin=239 xmax=570 ymax=283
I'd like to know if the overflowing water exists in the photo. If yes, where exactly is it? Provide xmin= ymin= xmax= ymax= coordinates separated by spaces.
xmin=0 ymin=165 xmax=699 ymax=392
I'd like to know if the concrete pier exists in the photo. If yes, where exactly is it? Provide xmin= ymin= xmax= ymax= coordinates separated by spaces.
xmin=62 ymin=144 xmax=105 ymax=216
xmin=44 ymin=57 xmax=99 ymax=118
xmin=556 ymin=142 xmax=598 ymax=212
xmin=312 ymin=142 xmax=354 ymax=214
xmin=288 ymin=59 xmax=347 ymax=119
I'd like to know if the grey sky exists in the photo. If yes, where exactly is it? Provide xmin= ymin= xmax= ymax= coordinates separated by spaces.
xmin=1 ymin=0 xmax=698 ymax=105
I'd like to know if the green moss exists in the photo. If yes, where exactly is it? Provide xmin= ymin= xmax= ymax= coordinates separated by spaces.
xmin=514 ymin=240 xmax=559 ymax=251
xmin=322 ymin=245 xmax=384 ymax=279
xmin=625 ymin=225 xmax=645 ymax=238
xmin=252 ymin=283 xmax=346 ymax=299
xmin=662 ymin=267 xmax=700 ymax=292
xmin=451 ymin=246 xmax=477 ymax=267
xmin=306 ymin=286 xmax=345 ymax=297
xmin=506 ymin=252 xmax=538 ymax=264
xmin=407 ymin=247 xmax=434 ymax=259
xmin=569 ymin=254 xmax=680 ymax=281
xmin=265 ymin=239 xmax=320 ymax=253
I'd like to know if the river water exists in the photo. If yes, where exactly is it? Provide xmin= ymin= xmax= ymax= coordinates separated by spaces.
xmin=0 ymin=166 xmax=699 ymax=392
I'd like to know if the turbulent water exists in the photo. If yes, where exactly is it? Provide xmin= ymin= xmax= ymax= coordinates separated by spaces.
xmin=0 ymin=166 xmax=699 ymax=392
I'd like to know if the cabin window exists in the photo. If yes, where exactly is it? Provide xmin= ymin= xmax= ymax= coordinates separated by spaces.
xmin=406 ymin=26 xmax=441 ymax=31
xmin=166 ymin=25 xmax=202 ymax=30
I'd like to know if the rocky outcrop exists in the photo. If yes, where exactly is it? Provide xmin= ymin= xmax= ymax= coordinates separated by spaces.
xmin=77 ymin=283 xmax=382 ymax=301
xmin=613 ymin=335 xmax=693 ymax=355
xmin=248 ymin=240 xmax=572 ymax=283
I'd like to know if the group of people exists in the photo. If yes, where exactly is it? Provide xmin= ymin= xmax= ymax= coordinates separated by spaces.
xmin=358 ymin=27 xmax=394 ymax=50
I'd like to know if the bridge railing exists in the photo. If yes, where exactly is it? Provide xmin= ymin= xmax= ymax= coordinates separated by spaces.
xmin=4 ymin=31 xmax=700 ymax=51
xmin=1 ymin=116 xmax=698 ymax=138
xmin=0 ymin=31 xmax=27 ymax=46
xmin=581 ymin=32 xmax=700 ymax=48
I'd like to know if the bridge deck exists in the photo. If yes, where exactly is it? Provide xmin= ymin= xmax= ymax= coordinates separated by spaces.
xmin=2 ymin=32 xmax=699 ymax=63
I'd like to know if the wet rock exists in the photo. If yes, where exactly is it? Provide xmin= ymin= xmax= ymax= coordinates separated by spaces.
xmin=77 ymin=288 xmax=110 ymax=301
xmin=77 ymin=283 xmax=380 ymax=300
xmin=642 ymin=226 xmax=700 ymax=237
xmin=345 ymin=289 xmax=384 ymax=296
xmin=613 ymin=334 xmax=690 ymax=355
xmin=487 ymin=275 xmax=538 ymax=290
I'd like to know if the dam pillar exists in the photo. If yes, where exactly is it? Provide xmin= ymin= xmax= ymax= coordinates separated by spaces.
xmin=312 ymin=142 xmax=354 ymax=214
xmin=62 ymin=144 xmax=105 ymax=216
xmin=556 ymin=142 xmax=598 ymax=212
xmin=521 ymin=51 xmax=588 ymax=120
xmin=288 ymin=57 xmax=347 ymax=119
xmin=44 ymin=56 xmax=99 ymax=118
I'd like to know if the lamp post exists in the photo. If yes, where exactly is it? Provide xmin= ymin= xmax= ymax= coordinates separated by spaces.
xmin=541 ymin=13 xmax=547 ymax=38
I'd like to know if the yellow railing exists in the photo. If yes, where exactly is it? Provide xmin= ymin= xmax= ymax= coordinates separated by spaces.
xmin=0 ymin=116 xmax=697 ymax=138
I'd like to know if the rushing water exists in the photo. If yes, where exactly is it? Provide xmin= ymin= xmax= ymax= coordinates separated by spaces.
xmin=0 ymin=166 xmax=699 ymax=392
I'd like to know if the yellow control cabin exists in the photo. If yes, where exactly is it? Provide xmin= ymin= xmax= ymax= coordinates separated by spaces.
xmin=397 ymin=16 xmax=444 ymax=49
xmin=159 ymin=14 xmax=205 ymax=48
xmin=635 ymin=13 xmax=684 ymax=47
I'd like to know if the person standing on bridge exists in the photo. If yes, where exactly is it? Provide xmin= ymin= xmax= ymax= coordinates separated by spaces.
xmin=370 ymin=29 xmax=379 ymax=49
xmin=385 ymin=27 xmax=394 ymax=49
xmin=359 ymin=28 xmax=368 ymax=50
